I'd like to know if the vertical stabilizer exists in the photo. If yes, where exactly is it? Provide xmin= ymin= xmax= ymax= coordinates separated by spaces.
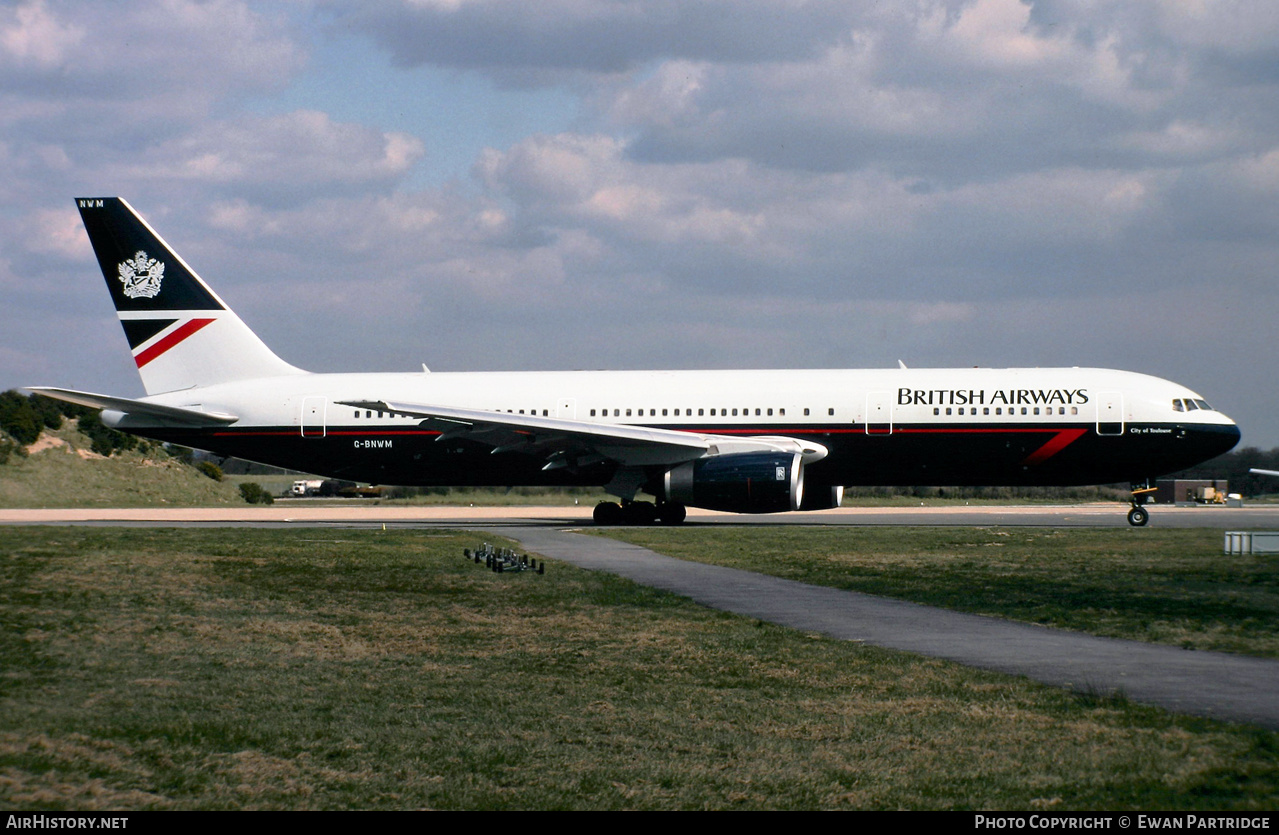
xmin=75 ymin=197 xmax=305 ymax=394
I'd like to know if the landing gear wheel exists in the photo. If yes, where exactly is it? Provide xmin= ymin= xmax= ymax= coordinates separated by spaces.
xmin=658 ymin=502 xmax=687 ymax=525
xmin=593 ymin=501 xmax=624 ymax=525
xmin=622 ymin=500 xmax=657 ymax=525
xmin=1127 ymin=506 xmax=1149 ymax=527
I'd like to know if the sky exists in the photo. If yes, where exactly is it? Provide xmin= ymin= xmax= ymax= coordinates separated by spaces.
xmin=2 ymin=0 xmax=1277 ymax=448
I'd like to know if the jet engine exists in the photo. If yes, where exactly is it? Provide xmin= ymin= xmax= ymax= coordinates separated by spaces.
xmin=664 ymin=452 xmax=804 ymax=513
xmin=799 ymin=484 xmax=844 ymax=511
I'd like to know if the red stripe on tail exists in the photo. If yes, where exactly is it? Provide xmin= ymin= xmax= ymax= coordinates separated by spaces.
xmin=134 ymin=318 xmax=215 ymax=368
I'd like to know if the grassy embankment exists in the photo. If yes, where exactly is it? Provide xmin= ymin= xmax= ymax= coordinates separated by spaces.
xmin=602 ymin=526 xmax=1279 ymax=658
xmin=0 ymin=423 xmax=242 ymax=508
xmin=2 ymin=526 xmax=1277 ymax=811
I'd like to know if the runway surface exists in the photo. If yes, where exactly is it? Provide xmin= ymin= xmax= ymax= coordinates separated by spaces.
xmin=5 ymin=502 xmax=1279 ymax=729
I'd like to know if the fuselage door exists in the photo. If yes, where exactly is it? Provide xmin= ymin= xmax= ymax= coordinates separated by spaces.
xmin=301 ymin=396 xmax=327 ymax=438
xmin=1096 ymin=391 xmax=1124 ymax=436
xmin=557 ymin=398 xmax=576 ymax=419
xmin=865 ymin=391 xmax=893 ymax=435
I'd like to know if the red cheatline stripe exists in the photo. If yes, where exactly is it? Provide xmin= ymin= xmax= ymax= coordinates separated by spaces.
xmin=1020 ymin=428 xmax=1088 ymax=465
xmin=134 ymin=318 xmax=216 ymax=368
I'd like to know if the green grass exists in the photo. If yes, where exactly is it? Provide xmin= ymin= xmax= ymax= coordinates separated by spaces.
xmin=599 ymin=527 xmax=1279 ymax=658
xmin=0 ymin=424 xmax=242 ymax=508
xmin=1 ymin=526 xmax=1277 ymax=810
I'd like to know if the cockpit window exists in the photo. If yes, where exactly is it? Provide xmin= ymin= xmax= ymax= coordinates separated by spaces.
xmin=1194 ymin=399 xmax=1213 ymax=411
xmin=1172 ymin=399 xmax=1184 ymax=412
xmin=1174 ymin=398 xmax=1214 ymax=412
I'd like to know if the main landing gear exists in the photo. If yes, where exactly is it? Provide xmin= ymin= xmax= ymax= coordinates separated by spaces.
xmin=1127 ymin=480 xmax=1156 ymax=527
xmin=593 ymin=499 xmax=687 ymax=526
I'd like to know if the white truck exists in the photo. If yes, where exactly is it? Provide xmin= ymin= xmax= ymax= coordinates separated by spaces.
xmin=290 ymin=479 xmax=324 ymax=497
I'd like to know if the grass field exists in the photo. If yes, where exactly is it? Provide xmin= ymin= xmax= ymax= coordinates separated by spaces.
xmin=600 ymin=527 xmax=1279 ymax=658
xmin=2 ymin=526 xmax=1277 ymax=810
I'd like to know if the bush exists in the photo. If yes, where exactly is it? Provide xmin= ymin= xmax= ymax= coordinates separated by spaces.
xmin=238 ymin=482 xmax=274 ymax=505
xmin=0 ymin=436 xmax=26 ymax=465
xmin=0 ymin=391 xmax=41 ymax=446
xmin=77 ymin=412 xmax=138 ymax=457
xmin=196 ymin=461 xmax=224 ymax=482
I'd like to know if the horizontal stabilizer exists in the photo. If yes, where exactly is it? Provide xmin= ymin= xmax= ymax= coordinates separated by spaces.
xmin=26 ymin=387 xmax=239 ymax=425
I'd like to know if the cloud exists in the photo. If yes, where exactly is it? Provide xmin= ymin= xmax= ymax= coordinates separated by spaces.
xmin=0 ymin=0 xmax=84 ymax=71
xmin=0 ymin=0 xmax=303 ymax=147
xmin=109 ymin=111 xmax=425 ymax=205
xmin=327 ymin=0 xmax=862 ymax=78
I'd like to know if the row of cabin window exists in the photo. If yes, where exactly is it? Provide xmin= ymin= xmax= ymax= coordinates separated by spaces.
xmin=934 ymin=406 xmax=1081 ymax=416
xmin=588 ymin=407 xmax=838 ymax=418
xmin=353 ymin=410 xmax=409 ymax=419
xmin=352 ymin=407 xmax=842 ymax=420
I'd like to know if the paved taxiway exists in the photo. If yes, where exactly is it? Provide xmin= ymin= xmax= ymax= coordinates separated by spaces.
xmin=5 ymin=502 xmax=1279 ymax=728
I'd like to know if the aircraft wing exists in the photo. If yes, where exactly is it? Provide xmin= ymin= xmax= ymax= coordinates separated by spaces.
xmin=26 ymin=387 xmax=239 ymax=426
xmin=340 ymin=399 xmax=826 ymax=470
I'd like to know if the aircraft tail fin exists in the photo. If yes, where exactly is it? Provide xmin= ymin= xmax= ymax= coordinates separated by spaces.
xmin=74 ymin=197 xmax=305 ymax=395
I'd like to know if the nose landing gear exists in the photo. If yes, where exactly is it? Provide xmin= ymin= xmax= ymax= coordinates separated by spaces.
xmin=1128 ymin=480 xmax=1156 ymax=526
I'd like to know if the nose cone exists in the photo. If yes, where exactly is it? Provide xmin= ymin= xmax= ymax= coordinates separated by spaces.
xmin=1221 ymin=420 xmax=1242 ymax=452
xmin=1202 ymin=419 xmax=1242 ymax=459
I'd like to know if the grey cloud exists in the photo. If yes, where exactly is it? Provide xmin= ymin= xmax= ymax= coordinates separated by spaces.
xmin=108 ymin=111 xmax=426 ymax=207
xmin=0 ymin=0 xmax=303 ymax=148
xmin=326 ymin=0 xmax=864 ymax=77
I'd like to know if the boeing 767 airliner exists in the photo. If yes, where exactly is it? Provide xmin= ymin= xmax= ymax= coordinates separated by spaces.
xmin=29 ymin=198 xmax=1241 ymax=525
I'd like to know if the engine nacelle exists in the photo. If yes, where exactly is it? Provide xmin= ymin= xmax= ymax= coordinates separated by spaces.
xmin=664 ymin=452 xmax=804 ymax=514
xmin=799 ymin=484 xmax=844 ymax=511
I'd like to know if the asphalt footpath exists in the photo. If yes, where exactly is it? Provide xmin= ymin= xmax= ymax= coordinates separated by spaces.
xmin=505 ymin=526 xmax=1279 ymax=730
